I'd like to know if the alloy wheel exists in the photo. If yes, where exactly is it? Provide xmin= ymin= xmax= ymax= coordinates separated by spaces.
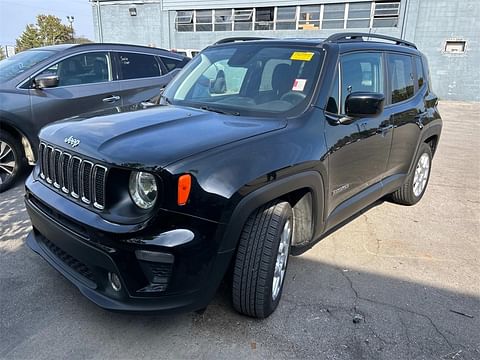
xmin=0 ymin=140 xmax=16 ymax=185
xmin=272 ymin=219 xmax=292 ymax=301
xmin=413 ymin=153 xmax=430 ymax=197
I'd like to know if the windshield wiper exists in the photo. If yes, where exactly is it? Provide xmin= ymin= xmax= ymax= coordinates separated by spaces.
xmin=200 ymin=105 xmax=240 ymax=116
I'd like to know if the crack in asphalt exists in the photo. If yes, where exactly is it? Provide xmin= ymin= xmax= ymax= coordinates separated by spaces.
xmin=338 ymin=268 xmax=455 ymax=351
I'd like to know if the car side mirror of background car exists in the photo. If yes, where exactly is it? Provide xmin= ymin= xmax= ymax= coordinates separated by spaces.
xmin=345 ymin=92 xmax=385 ymax=119
xmin=34 ymin=75 xmax=59 ymax=89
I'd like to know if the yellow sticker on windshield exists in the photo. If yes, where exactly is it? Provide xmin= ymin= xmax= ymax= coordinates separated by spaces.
xmin=290 ymin=51 xmax=314 ymax=61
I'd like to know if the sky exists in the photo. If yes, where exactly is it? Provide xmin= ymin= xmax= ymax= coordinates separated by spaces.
xmin=0 ymin=0 xmax=95 ymax=46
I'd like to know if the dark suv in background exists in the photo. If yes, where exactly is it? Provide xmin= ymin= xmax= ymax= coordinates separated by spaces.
xmin=0 ymin=43 xmax=188 ymax=191
xmin=24 ymin=33 xmax=441 ymax=318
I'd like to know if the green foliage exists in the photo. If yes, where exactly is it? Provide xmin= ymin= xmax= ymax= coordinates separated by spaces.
xmin=15 ymin=15 xmax=72 ymax=52
xmin=0 ymin=47 xmax=6 ymax=60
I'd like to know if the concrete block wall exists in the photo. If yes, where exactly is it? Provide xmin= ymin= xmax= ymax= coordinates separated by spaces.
xmin=91 ymin=0 xmax=480 ymax=101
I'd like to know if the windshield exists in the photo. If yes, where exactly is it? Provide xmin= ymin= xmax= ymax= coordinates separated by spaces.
xmin=0 ymin=50 xmax=55 ymax=82
xmin=163 ymin=44 xmax=324 ymax=117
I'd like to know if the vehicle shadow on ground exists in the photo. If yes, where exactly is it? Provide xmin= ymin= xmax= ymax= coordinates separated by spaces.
xmin=1 ymin=174 xmax=479 ymax=359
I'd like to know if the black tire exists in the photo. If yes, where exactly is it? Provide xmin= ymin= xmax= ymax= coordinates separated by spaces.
xmin=0 ymin=132 xmax=25 ymax=193
xmin=232 ymin=200 xmax=293 ymax=318
xmin=391 ymin=142 xmax=433 ymax=205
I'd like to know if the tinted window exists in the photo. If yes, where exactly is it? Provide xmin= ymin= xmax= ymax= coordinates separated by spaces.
xmin=388 ymin=54 xmax=414 ymax=104
xmin=340 ymin=52 xmax=384 ymax=113
xmin=118 ymin=52 xmax=161 ymax=80
xmin=415 ymin=56 xmax=425 ymax=89
xmin=326 ymin=68 xmax=339 ymax=114
xmin=161 ymin=57 xmax=183 ymax=72
xmin=38 ymin=52 xmax=110 ymax=86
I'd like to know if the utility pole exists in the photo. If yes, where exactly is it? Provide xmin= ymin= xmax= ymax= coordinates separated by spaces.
xmin=67 ymin=15 xmax=75 ymax=41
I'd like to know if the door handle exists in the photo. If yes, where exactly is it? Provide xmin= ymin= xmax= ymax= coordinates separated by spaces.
xmin=102 ymin=95 xmax=121 ymax=103
xmin=415 ymin=111 xmax=427 ymax=129
xmin=376 ymin=124 xmax=393 ymax=135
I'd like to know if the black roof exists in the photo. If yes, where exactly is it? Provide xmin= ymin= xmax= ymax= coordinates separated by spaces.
xmin=211 ymin=33 xmax=421 ymax=55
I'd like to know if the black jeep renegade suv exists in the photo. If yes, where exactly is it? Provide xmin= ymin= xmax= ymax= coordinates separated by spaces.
xmin=24 ymin=33 xmax=442 ymax=318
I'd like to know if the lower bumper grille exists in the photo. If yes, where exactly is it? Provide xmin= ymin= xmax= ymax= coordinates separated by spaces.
xmin=42 ymin=237 xmax=96 ymax=285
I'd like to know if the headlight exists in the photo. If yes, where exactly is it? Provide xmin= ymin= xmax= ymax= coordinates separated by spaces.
xmin=129 ymin=171 xmax=158 ymax=209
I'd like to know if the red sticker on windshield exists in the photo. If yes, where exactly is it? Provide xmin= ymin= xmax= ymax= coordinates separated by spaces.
xmin=292 ymin=79 xmax=307 ymax=91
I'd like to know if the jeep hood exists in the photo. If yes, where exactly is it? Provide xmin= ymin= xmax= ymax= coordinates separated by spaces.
xmin=39 ymin=105 xmax=287 ymax=169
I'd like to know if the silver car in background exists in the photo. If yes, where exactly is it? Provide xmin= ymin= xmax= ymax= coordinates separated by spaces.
xmin=0 ymin=43 xmax=188 ymax=192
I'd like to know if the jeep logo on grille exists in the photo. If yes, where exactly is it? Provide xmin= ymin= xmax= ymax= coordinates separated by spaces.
xmin=64 ymin=136 xmax=80 ymax=148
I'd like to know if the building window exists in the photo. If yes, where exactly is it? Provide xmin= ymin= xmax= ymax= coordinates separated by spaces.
xmin=276 ymin=6 xmax=297 ymax=30
xmin=323 ymin=3 xmax=346 ymax=29
xmin=299 ymin=5 xmax=321 ymax=30
xmin=233 ymin=8 xmax=253 ymax=31
xmin=347 ymin=2 xmax=372 ymax=28
xmin=196 ymin=10 xmax=213 ymax=31
xmin=174 ymin=1 xmax=400 ymax=33
xmin=214 ymin=9 xmax=233 ymax=31
xmin=372 ymin=1 xmax=400 ymax=27
xmin=255 ymin=7 xmax=274 ymax=30
xmin=444 ymin=40 xmax=466 ymax=53
xmin=176 ymin=10 xmax=193 ymax=32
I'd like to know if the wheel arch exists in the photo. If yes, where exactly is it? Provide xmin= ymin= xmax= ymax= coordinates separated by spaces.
xmin=0 ymin=119 xmax=36 ymax=164
xmin=219 ymin=171 xmax=325 ymax=252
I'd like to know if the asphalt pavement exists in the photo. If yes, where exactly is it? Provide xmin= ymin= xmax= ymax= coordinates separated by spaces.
xmin=0 ymin=101 xmax=479 ymax=359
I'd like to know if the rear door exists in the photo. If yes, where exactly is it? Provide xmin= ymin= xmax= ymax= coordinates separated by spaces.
xmin=30 ymin=51 xmax=122 ymax=124
xmin=383 ymin=53 xmax=423 ymax=177
xmin=113 ymin=52 xmax=176 ymax=105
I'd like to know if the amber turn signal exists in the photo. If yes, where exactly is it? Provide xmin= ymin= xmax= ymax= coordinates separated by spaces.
xmin=177 ymin=174 xmax=191 ymax=206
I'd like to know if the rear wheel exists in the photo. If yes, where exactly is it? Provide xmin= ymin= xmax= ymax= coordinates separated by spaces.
xmin=0 ymin=132 xmax=25 ymax=192
xmin=391 ymin=142 xmax=433 ymax=205
xmin=232 ymin=201 xmax=293 ymax=318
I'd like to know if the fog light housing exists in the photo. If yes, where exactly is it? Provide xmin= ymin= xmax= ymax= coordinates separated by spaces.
xmin=108 ymin=272 xmax=122 ymax=292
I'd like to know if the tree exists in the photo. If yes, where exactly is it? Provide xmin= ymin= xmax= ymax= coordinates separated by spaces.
xmin=0 ymin=47 xmax=6 ymax=60
xmin=74 ymin=36 xmax=93 ymax=44
xmin=16 ymin=15 xmax=71 ymax=52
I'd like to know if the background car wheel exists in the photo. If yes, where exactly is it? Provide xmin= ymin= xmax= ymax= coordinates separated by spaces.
xmin=0 ymin=132 xmax=25 ymax=193
xmin=232 ymin=200 xmax=293 ymax=318
xmin=391 ymin=142 xmax=433 ymax=205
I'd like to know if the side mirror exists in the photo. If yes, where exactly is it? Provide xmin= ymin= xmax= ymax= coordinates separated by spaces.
xmin=34 ymin=75 xmax=59 ymax=89
xmin=345 ymin=92 xmax=385 ymax=118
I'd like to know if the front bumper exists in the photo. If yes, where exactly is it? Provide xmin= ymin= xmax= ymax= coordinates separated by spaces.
xmin=25 ymin=177 xmax=233 ymax=313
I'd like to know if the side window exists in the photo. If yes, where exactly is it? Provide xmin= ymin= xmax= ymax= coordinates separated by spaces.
xmin=117 ymin=52 xmax=161 ymax=80
xmin=415 ymin=56 xmax=425 ymax=89
xmin=161 ymin=57 xmax=183 ymax=72
xmin=326 ymin=67 xmax=339 ymax=114
xmin=340 ymin=52 xmax=384 ymax=113
xmin=387 ymin=54 xmax=414 ymax=104
xmin=38 ymin=52 xmax=111 ymax=87
xmin=259 ymin=59 xmax=291 ymax=91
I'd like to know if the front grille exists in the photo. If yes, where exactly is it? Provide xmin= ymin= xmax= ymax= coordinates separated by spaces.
xmin=42 ymin=237 xmax=96 ymax=285
xmin=38 ymin=142 xmax=108 ymax=210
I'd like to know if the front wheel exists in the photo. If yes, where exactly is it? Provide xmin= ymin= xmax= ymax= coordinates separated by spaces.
xmin=391 ymin=142 xmax=433 ymax=205
xmin=0 ymin=132 xmax=25 ymax=193
xmin=232 ymin=201 xmax=293 ymax=318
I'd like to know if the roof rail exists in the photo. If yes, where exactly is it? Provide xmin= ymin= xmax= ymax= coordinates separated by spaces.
xmin=325 ymin=32 xmax=417 ymax=49
xmin=214 ymin=37 xmax=272 ymax=45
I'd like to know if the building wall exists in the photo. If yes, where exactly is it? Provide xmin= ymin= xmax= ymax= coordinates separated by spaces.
xmin=91 ymin=0 xmax=480 ymax=101
xmin=404 ymin=0 xmax=480 ymax=101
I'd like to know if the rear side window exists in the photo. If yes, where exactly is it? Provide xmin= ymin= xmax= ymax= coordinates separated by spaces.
xmin=340 ymin=52 xmax=384 ymax=113
xmin=117 ymin=52 xmax=161 ymax=80
xmin=388 ymin=54 xmax=414 ymax=104
xmin=161 ymin=56 xmax=184 ymax=72
xmin=415 ymin=56 xmax=425 ymax=89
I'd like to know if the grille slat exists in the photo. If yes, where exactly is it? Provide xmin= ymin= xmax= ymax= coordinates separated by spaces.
xmin=38 ymin=142 xmax=107 ymax=210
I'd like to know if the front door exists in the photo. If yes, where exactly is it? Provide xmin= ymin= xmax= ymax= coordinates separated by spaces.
xmin=30 ymin=51 xmax=122 ymax=127
xmin=325 ymin=51 xmax=392 ymax=215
